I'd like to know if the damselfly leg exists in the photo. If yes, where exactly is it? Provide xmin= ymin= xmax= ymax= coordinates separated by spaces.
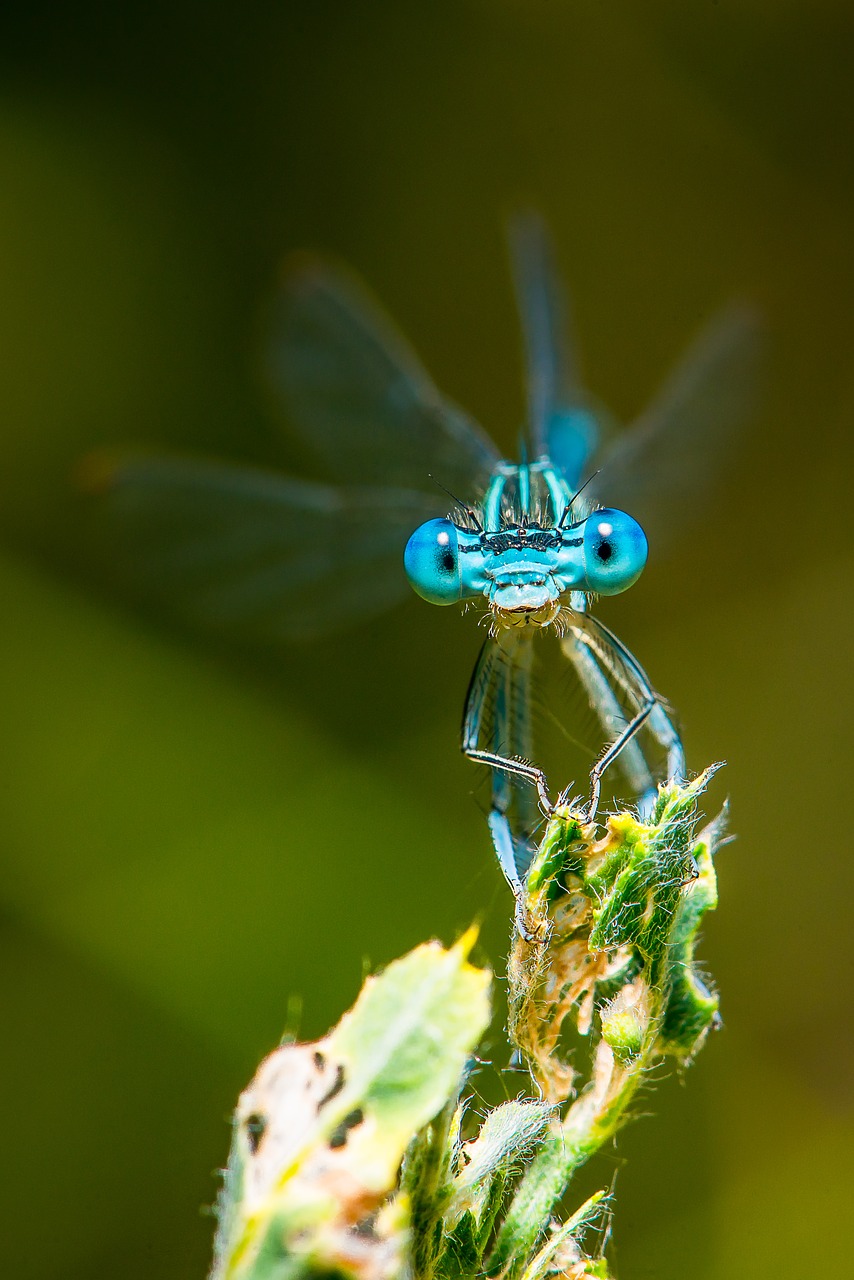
xmin=461 ymin=615 xmax=686 ymax=890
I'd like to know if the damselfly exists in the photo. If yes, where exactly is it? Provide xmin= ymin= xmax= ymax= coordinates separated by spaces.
xmin=86 ymin=217 xmax=758 ymax=894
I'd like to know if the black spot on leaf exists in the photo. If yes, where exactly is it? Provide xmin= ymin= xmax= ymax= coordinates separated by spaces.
xmin=244 ymin=1112 xmax=267 ymax=1155
xmin=317 ymin=1063 xmax=346 ymax=1111
xmin=328 ymin=1108 xmax=365 ymax=1150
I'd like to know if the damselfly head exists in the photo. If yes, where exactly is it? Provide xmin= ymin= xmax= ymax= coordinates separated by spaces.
xmin=404 ymin=505 xmax=648 ymax=616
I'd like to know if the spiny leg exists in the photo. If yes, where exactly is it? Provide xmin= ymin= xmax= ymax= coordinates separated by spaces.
xmin=562 ymin=626 xmax=657 ymax=802
xmin=562 ymin=614 xmax=685 ymax=820
xmin=585 ymin=700 xmax=654 ymax=821
xmin=461 ymin=744 xmax=553 ymax=816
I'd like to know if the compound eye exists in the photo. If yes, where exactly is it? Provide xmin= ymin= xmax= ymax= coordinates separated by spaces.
xmin=404 ymin=518 xmax=462 ymax=605
xmin=582 ymin=508 xmax=648 ymax=596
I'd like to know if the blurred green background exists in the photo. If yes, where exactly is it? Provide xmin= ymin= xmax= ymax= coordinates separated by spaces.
xmin=1 ymin=2 xmax=852 ymax=1277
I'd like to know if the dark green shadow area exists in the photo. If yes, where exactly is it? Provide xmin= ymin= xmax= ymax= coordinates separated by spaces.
xmin=1 ymin=914 xmax=237 ymax=1280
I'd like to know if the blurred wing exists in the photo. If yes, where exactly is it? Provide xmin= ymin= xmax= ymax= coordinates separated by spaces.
xmin=264 ymin=260 xmax=501 ymax=497
xmin=586 ymin=304 xmax=763 ymax=550
xmin=509 ymin=212 xmax=601 ymax=484
xmin=84 ymin=453 xmax=437 ymax=642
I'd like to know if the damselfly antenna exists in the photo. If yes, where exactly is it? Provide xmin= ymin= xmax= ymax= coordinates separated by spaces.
xmin=558 ymin=468 xmax=601 ymax=528
xmin=428 ymin=473 xmax=484 ymax=532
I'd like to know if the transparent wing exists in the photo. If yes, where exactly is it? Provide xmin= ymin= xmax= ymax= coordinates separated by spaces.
xmin=509 ymin=213 xmax=603 ymax=484
xmin=561 ymin=612 xmax=685 ymax=816
xmin=462 ymin=630 xmax=543 ymax=882
xmin=83 ymin=453 xmax=438 ymax=642
xmin=586 ymin=304 xmax=763 ymax=550
xmin=462 ymin=618 xmax=685 ymax=876
xmin=264 ymin=259 xmax=501 ymax=496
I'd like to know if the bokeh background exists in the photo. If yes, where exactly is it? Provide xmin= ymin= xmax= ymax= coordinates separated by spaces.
xmin=1 ymin=2 xmax=852 ymax=1277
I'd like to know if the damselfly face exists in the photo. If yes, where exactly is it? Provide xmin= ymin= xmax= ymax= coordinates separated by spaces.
xmin=403 ymin=460 xmax=648 ymax=627
xmin=481 ymin=531 xmax=566 ymax=627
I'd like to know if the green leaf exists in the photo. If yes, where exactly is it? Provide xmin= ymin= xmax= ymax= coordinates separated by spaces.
xmin=494 ymin=771 xmax=722 ymax=1277
xmin=658 ymin=806 xmax=724 ymax=1058
xmin=211 ymin=931 xmax=491 ymax=1280
xmin=446 ymin=1101 xmax=553 ymax=1228
xmin=518 ymin=1191 xmax=610 ymax=1280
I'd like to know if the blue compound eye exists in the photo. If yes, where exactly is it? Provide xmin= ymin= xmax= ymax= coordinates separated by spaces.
xmin=404 ymin=518 xmax=463 ymax=605
xmin=582 ymin=508 xmax=648 ymax=596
